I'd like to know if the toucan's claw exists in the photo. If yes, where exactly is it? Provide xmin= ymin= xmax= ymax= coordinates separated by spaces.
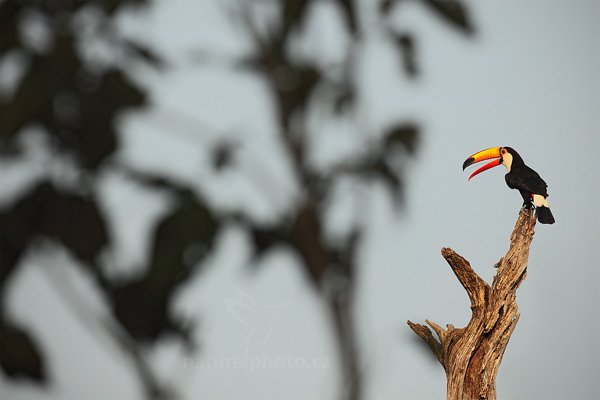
xmin=521 ymin=201 xmax=536 ymax=210
xmin=519 ymin=207 xmax=536 ymax=218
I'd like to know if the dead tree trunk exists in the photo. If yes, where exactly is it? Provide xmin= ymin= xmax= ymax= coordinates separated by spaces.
xmin=408 ymin=209 xmax=537 ymax=399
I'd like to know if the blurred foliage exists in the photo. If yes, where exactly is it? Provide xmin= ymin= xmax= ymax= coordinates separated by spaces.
xmin=0 ymin=0 xmax=473 ymax=399
xmin=231 ymin=2 xmax=473 ymax=400
xmin=0 ymin=1 xmax=216 ymax=396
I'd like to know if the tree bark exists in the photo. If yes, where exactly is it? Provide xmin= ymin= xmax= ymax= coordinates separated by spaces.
xmin=408 ymin=209 xmax=536 ymax=399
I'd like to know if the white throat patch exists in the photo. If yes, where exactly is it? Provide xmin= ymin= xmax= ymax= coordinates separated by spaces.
xmin=501 ymin=152 xmax=513 ymax=172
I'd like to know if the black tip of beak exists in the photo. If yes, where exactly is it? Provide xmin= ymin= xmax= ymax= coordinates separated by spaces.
xmin=462 ymin=157 xmax=475 ymax=171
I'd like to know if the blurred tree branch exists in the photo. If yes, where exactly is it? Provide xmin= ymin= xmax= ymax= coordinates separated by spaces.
xmin=228 ymin=1 xmax=475 ymax=400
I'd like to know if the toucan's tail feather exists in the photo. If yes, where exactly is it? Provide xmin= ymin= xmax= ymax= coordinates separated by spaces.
xmin=537 ymin=206 xmax=555 ymax=224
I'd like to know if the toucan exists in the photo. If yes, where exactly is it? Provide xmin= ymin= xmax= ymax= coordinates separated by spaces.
xmin=462 ymin=146 xmax=555 ymax=224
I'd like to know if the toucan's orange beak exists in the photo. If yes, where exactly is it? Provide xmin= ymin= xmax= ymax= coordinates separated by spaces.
xmin=462 ymin=147 xmax=502 ymax=180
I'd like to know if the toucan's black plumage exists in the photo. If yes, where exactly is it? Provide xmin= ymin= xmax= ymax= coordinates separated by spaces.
xmin=503 ymin=148 xmax=546 ymax=202
xmin=463 ymin=146 xmax=555 ymax=224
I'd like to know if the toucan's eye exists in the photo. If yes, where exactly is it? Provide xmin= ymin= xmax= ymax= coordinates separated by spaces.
xmin=501 ymin=149 xmax=506 ymax=154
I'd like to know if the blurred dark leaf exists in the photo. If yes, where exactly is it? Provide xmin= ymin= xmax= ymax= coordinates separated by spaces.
xmin=40 ymin=190 xmax=108 ymax=265
xmin=273 ymin=63 xmax=321 ymax=127
xmin=212 ymin=141 xmax=236 ymax=171
xmin=0 ymin=209 xmax=27 ymax=286
xmin=337 ymin=228 xmax=360 ymax=269
xmin=146 ymin=191 xmax=218 ymax=286
xmin=0 ymin=61 xmax=53 ymax=143
xmin=335 ymin=0 xmax=358 ymax=34
xmin=379 ymin=0 xmax=397 ymax=14
xmin=374 ymin=123 xmax=419 ymax=205
xmin=0 ymin=183 xmax=53 ymax=287
xmin=0 ymin=182 xmax=107 ymax=273
xmin=1 ymin=35 xmax=84 ymax=142
xmin=383 ymin=123 xmax=419 ymax=153
xmin=88 ymin=0 xmax=149 ymax=15
xmin=241 ymin=33 xmax=321 ymax=129
xmin=72 ymin=68 xmax=146 ymax=168
xmin=249 ymin=226 xmax=284 ymax=261
xmin=281 ymin=0 xmax=312 ymax=34
xmin=391 ymin=32 xmax=418 ymax=78
xmin=0 ymin=1 xmax=22 ymax=54
xmin=0 ymin=33 xmax=147 ymax=169
xmin=422 ymin=0 xmax=474 ymax=33
xmin=111 ymin=191 xmax=218 ymax=343
xmin=111 ymin=280 xmax=180 ymax=343
xmin=0 ymin=320 xmax=46 ymax=383
xmin=372 ymin=159 xmax=404 ymax=204
xmin=124 ymin=39 xmax=166 ymax=69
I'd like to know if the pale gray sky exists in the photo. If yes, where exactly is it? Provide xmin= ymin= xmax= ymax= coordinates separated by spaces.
xmin=2 ymin=1 xmax=600 ymax=400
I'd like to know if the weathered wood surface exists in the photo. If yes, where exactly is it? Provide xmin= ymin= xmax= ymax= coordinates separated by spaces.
xmin=408 ymin=210 xmax=537 ymax=399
